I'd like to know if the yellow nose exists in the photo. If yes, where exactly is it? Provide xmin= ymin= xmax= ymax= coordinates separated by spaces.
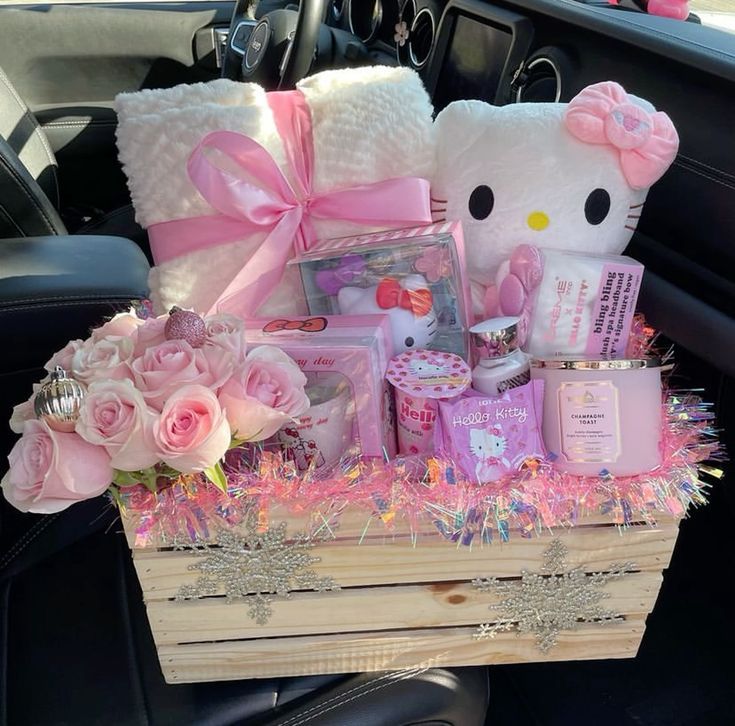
xmin=527 ymin=211 xmax=549 ymax=231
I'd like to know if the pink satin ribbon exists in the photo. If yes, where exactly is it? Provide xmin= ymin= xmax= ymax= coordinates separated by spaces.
xmin=148 ymin=90 xmax=433 ymax=316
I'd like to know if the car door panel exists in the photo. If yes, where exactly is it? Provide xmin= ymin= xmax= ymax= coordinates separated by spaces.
xmin=0 ymin=1 xmax=234 ymax=214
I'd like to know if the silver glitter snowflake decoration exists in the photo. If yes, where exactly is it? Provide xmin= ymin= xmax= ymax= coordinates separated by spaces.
xmin=174 ymin=515 xmax=340 ymax=624
xmin=472 ymin=539 xmax=635 ymax=652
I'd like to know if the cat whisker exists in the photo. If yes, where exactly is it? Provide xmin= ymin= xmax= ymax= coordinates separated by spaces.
xmin=431 ymin=197 xmax=447 ymax=203
xmin=624 ymin=224 xmax=638 ymax=231
xmin=627 ymin=214 xmax=641 ymax=219
xmin=629 ymin=202 xmax=645 ymax=209
xmin=431 ymin=216 xmax=447 ymax=223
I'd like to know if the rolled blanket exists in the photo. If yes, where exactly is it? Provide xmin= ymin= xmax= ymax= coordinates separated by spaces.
xmin=116 ymin=67 xmax=435 ymax=316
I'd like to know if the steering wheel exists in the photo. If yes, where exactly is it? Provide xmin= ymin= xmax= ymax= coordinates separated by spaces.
xmin=222 ymin=0 xmax=330 ymax=88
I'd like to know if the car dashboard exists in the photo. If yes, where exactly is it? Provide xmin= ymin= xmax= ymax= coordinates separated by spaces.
xmin=331 ymin=0 xmax=735 ymax=376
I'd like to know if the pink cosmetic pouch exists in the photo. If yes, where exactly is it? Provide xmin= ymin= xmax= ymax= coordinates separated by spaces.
xmin=434 ymin=380 xmax=547 ymax=484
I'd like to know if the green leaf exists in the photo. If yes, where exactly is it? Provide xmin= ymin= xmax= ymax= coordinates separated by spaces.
xmin=203 ymin=461 xmax=228 ymax=493
xmin=112 ymin=469 xmax=144 ymax=488
xmin=112 ymin=467 xmax=161 ymax=493
xmin=139 ymin=469 xmax=160 ymax=493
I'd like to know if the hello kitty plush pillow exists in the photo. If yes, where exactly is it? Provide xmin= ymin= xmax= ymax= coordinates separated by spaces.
xmin=432 ymin=82 xmax=679 ymax=318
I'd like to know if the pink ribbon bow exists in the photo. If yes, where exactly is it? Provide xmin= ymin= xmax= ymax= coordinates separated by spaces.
xmin=147 ymin=91 xmax=432 ymax=317
xmin=564 ymin=81 xmax=679 ymax=190
xmin=375 ymin=277 xmax=433 ymax=318
xmin=485 ymin=244 xmax=544 ymax=346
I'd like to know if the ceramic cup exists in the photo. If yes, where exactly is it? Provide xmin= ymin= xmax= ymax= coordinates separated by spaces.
xmin=277 ymin=377 xmax=353 ymax=471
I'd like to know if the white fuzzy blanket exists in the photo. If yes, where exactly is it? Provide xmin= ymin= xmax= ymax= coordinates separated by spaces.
xmin=116 ymin=67 xmax=435 ymax=316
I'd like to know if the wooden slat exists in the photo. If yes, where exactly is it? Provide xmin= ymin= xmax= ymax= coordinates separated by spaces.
xmin=157 ymin=615 xmax=647 ymax=683
xmin=146 ymin=571 xmax=662 ymax=645
xmin=133 ymin=523 xmax=679 ymax=600
xmin=121 ymin=506 xmax=681 ymax=549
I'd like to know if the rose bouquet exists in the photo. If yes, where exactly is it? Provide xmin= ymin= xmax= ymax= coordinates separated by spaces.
xmin=2 ymin=306 xmax=310 ymax=514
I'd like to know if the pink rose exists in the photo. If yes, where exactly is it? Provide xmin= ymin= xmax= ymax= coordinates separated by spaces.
xmin=10 ymin=381 xmax=45 ymax=434
xmin=1 ymin=420 xmax=113 ymax=513
xmin=71 ymin=336 xmax=134 ymax=384
xmin=205 ymin=313 xmax=248 ymax=361
xmin=132 ymin=340 xmax=234 ymax=410
xmin=218 ymin=345 xmax=309 ymax=441
xmin=44 ymin=339 xmax=84 ymax=373
xmin=76 ymin=379 xmax=159 ymax=471
xmin=92 ymin=311 xmax=144 ymax=341
xmin=153 ymin=385 xmax=230 ymax=473
xmin=131 ymin=316 xmax=168 ymax=357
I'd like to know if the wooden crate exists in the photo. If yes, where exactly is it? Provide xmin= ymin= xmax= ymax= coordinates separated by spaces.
xmin=122 ymin=508 xmax=681 ymax=684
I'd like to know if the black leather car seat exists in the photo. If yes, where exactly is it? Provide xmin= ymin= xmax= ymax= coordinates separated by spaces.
xmin=0 ymin=65 xmax=148 ymax=253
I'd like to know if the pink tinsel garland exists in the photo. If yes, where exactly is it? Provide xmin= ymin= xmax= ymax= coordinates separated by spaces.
xmin=120 ymin=390 xmax=722 ymax=547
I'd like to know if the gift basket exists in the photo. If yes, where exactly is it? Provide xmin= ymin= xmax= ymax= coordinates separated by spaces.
xmin=3 ymin=70 xmax=724 ymax=683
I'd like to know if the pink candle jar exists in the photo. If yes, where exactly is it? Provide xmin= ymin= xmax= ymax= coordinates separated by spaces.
xmin=530 ymin=357 xmax=664 ymax=476
xmin=387 ymin=350 xmax=471 ymax=455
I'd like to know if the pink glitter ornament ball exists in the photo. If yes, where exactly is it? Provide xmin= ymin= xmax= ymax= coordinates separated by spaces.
xmin=164 ymin=307 xmax=207 ymax=348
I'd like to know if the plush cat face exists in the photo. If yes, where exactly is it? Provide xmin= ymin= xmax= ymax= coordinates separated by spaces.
xmin=433 ymin=83 xmax=679 ymax=315
xmin=469 ymin=428 xmax=507 ymax=460
xmin=434 ymin=103 xmax=644 ymax=290
xmin=337 ymin=274 xmax=437 ymax=353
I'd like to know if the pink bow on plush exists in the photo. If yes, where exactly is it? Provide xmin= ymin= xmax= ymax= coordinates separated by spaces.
xmin=564 ymin=81 xmax=679 ymax=190
xmin=484 ymin=245 xmax=544 ymax=346
xmin=147 ymin=91 xmax=432 ymax=317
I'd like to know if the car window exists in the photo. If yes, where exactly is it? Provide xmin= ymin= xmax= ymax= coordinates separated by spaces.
xmin=689 ymin=0 xmax=735 ymax=33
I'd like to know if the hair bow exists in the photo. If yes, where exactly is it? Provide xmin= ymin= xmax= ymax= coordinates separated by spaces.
xmin=262 ymin=317 xmax=327 ymax=333
xmin=375 ymin=278 xmax=433 ymax=318
xmin=314 ymin=254 xmax=367 ymax=295
xmin=485 ymin=245 xmax=544 ymax=346
xmin=564 ymin=81 xmax=679 ymax=190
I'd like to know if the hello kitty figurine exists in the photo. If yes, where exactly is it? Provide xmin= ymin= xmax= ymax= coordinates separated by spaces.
xmin=432 ymin=81 xmax=679 ymax=318
xmin=469 ymin=425 xmax=510 ymax=483
xmin=337 ymin=274 xmax=438 ymax=353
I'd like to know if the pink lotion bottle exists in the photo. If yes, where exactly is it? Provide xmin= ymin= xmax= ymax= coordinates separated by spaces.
xmin=470 ymin=317 xmax=530 ymax=396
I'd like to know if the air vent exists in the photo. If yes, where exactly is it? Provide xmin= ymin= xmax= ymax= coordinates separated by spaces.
xmin=396 ymin=0 xmax=416 ymax=65
xmin=408 ymin=7 xmax=435 ymax=69
xmin=514 ymin=47 xmax=575 ymax=104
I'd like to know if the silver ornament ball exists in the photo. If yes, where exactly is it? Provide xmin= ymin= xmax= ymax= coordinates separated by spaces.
xmin=34 ymin=366 xmax=86 ymax=432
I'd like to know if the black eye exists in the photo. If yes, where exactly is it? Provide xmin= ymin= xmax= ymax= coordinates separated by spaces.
xmin=468 ymin=185 xmax=494 ymax=220
xmin=585 ymin=188 xmax=611 ymax=225
xmin=404 ymin=336 xmax=415 ymax=348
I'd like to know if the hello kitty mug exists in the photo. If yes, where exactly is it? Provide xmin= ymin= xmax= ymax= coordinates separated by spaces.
xmin=277 ymin=378 xmax=354 ymax=472
xmin=386 ymin=350 xmax=471 ymax=455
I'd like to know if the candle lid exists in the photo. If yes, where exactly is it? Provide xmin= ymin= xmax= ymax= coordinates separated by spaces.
xmin=530 ymin=356 xmax=663 ymax=370
xmin=386 ymin=349 xmax=471 ymax=398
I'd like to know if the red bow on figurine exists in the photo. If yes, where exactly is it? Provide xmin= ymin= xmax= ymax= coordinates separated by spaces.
xmin=262 ymin=317 xmax=327 ymax=333
xmin=375 ymin=278 xmax=433 ymax=318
